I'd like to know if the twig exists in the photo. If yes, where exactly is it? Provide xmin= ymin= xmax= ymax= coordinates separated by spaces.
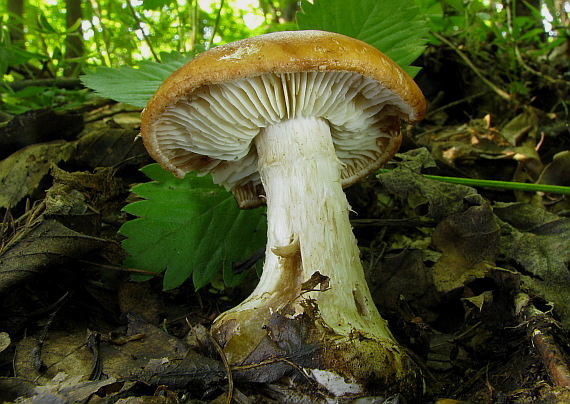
xmin=32 ymin=293 xmax=70 ymax=374
xmin=514 ymin=45 xmax=569 ymax=87
xmin=209 ymin=333 xmax=233 ymax=404
xmin=1 ymin=78 xmax=83 ymax=92
xmin=0 ymin=200 xmax=45 ymax=255
xmin=351 ymin=218 xmax=437 ymax=228
xmin=190 ymin=0 xmax=199 ymax=51
xmin=518 ymin=293 xmax=570 ymax=388
xmin=233 ymin=357 xmax=314 ymax=385
xmin=87 ymin=0 xmax=112 ymax=67
xmin=87 ymin=332 xmax=102 ymax=380
xmin=125 ymin=0 xmax=160 ymax=62
xmin=76 ymin=259 xmax=164 ymax=278
xmin=425 ymin=90 xmax=489 ymax=118
xmin=207 ymin=0 xmax=225 ymax=49
xmin=505 ymin=0 xmax=568 ymax=87
xmin=432 ymin=32 xmax=511 ymax=102
xmin=531 ymin=327 xmax=570 ymax=387
xmin=232 ymin=248 xmax=265 ymax=274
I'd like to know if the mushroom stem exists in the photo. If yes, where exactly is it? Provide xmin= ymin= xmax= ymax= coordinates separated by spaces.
xmin=212 ymin=116 xmax=421 ymax=396
xmin=256 ymin=116 xmax=392 ymax=338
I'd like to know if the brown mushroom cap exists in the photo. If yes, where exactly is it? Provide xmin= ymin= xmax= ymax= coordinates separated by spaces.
xmin=141 ymin=30 xmax=426 ymax=208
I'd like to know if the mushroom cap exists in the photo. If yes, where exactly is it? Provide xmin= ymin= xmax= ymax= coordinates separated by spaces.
xmin=141 ymin=30 xmax=426 ymax=208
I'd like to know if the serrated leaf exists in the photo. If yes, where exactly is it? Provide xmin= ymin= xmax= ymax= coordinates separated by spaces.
xmin=80 ymin=52 xmax=190 ymax=108
xmin=442 ymin=0 xmax=465 ymax=12
xmin=119 ymin=164 xmax=267 ymax=290
xmin=142 ymin=0 xmax=173 ymax=10
xmin=297 ymin=0 xmax=428 ymax=77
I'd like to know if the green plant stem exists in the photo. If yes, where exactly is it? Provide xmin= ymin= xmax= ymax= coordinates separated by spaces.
xmin=126 ymin=0 xmax=160 ymax=62
xmin=432 ymin=32 xmax=511 ymax=102
xmin=88 ymin=0 xmax=112 ymax=67
xmin=377 ymin=169 xmax=570 ymax=195
xmin=190 ymin=0 xmax=198 ymax=51
xmin=207 ymin=0 xmax=225 ymax=49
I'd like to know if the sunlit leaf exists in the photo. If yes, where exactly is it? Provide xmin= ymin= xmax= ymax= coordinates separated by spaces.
xmin=296 ymin=0 xmax=429 ymax=77
xmin=0 ymin=44 xmax=48 ymax=76
xmin=80 ymin=51 xmax=190 ymax=108
xmin=119 ymin=164 xmax=267 ymax=290
xmin=442 ymin=0 xmax=465 ymax=12
xmin=38 ymin=13 xmax=58 ymax=34
xmin=142 ymin=0 xmax=173 ymax=10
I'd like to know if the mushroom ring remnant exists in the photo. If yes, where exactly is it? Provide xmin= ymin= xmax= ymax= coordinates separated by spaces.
xmin=141 ymin=30 xmax=426 ymax=398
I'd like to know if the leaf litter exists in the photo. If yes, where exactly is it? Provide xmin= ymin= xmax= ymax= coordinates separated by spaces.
xmin=1 ymin=41 xmax=570 ymax=404
xmin=0 ymin=105 xmax=568 ymax=403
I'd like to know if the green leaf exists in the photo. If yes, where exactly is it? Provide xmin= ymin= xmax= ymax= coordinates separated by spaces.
xmin=119 ymin=164 xmax=267 ymax=290
xmin=0 ymin=43 xmax=48 ymax=76
xmin=142 ymin=0 xmax=173 ymax=10
xmin=80 ymin=51 xmax=190 ymax=108
xmin=38 ymin=13 xmax=58 ymax=34
xmin=296 ymin=0 xmax=429 ymax=77
xmin=442 ymin=0 xmax=465 ymax=12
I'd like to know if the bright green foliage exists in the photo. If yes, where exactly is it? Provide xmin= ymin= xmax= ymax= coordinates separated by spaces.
xmin=420 ymin=0 xmax=568 ymax=99
xmin=88 ymin=0 xmax=430 ymax=291
xmin=81 ymin=0 xmax=429 ymax=109
xmin=0 ymin=44 xmax=47 ymax=77
xmin=297 ymin=0 xmax=429 ymax=77
xmin=120 ymin=164 xmax=267 ymax=290
xmin=80 ymin=52 xmax=190 ymax=108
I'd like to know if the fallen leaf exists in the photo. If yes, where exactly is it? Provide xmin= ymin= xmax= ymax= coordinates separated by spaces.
xmin=0 ymin=141 xmax=75 ymax=209
xmin=0 ymin=219 xmax=109 ymax=294
xmin=0 ymin=332 xmax=10 ymax=353
xmin=537 ymin=150 xmax=570 ymax=187
xmin=378 ymin=148 xmax=484 ymax=221
xmin=73 ymin=126 xmax=150 ymax=169
xmin=431 ymin=205 xmax=500 ymax=294
xmin=495 ymin=203 xmax=570 ymax=327
xmin=17 ymin=373 xmax=118 ymax=404
xmin=371 ymin=249 xmax=440 ymax=322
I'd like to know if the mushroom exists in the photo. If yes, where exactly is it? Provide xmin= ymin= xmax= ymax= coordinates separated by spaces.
xmin=141 ymin=30 xmax=426 ymax=397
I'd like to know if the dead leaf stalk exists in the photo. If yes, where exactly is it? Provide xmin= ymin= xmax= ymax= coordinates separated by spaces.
xmin=209 ymin=333 xmax=234 ymax=404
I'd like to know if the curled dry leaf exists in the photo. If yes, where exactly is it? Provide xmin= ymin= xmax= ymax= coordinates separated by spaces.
xmin=0 ymin=141 xmax=75 ymax=209
xmin=0 ymin=219 xmax=108 ymax=294
xmin=378 ymin=148 xmax=484 ymax=221
xmin=0 ymin=332 xmax=10 ymax=353
xmin=431 ymin=204 xmax=501 ymax=294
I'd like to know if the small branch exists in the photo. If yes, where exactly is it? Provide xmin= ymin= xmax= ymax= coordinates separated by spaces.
xmin=77 ymin=260 xmax=164 ymax=278
xmin=209 ymin=333 xmax=233 ymax=404
xmin=432 ymin=32 xmax=511 ymax=102
xmin=531 ymin=327 xmax=570 ymax=387
xmin=207 ymin=0 xmax=225 ymax=49
xmin=1 ymin=78 xmax=83 ymax=92
xmin=32 ymin=293 xmax=70 ymax=374
xmin=425 ymin=90 xmax=489 ymax=118
xmin=126 ymin=0 xmax=160 ymax=62
xmin=517 ymin=292 xmax=570 ymax=388
xmin=190 ymin=0 xmax=199 ymax=51
xmin=351 ymin=218 xmax=437 ymax=228
xmin=514 ymin=45 xmax=569 ymax=87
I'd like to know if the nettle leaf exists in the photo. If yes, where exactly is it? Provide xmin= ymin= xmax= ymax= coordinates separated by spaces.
xmin=297 ymin=0 xmax=429 ymax=77
xmin=80 ymin=51 xmax=190 ymax=108
xmin=120 ymin=164 xmax=267 ymax=290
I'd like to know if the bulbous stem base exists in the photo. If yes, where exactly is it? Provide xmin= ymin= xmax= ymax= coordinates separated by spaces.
xmin=211 ymin=117 xmax=422 ymax=397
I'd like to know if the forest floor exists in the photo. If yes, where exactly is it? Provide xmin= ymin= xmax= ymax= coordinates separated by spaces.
xmin=1 ymin=50 xmax=569 ymax=403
